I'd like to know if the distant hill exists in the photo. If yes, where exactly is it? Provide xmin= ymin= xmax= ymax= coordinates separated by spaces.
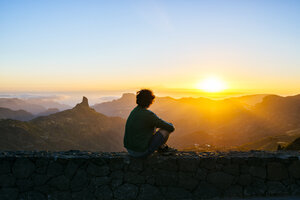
xmin=92 ymin=93 xmax=136 ymax=118
xmin=285 ymin=138 xmax=300 ymax=150
xmin=0 ymin=98 xmax=46 ymax=114
xmin=92 ymin=93 xmax=269 ymax=118
xmin=36 ymin=108 xmax=60 ymax=116
xmin=0 ymin=97 xmax=71 ymax=114
xmin=284 ymin=129 xmax=300 ymax=150
xmin=225 ymin=94 xmax=269 ymax=106
xmin=234 ymin=128 xmax=300 ymax=151
xmin=0 ymin=97 xmax=125 ymax=151
xmin=93 ymin=93 xmax=300 ymax=149
xmin=2 ymin=92 xmax=300 ymax=151
xmin=0 ymin=107 xmax=34 ymax=121
xmin=254 ymin=94 xmax=300 ymax=131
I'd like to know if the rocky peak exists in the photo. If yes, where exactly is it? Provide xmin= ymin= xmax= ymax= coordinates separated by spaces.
xmin=74 ymin=96 xmax=89 ymax=109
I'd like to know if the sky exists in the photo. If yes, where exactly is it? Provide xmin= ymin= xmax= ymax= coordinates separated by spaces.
xmin=0 ymin=0 xmax=300 ymax=98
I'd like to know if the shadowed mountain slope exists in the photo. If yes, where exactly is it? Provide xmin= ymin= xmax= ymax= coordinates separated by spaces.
xmin=234 ymin=128 xmax=300 ymax=151
xmin=0 ymin=97 xmax=125 ymax=151
xmin=284 ymin=129 xmax=300 ymax=150
xmin=36 ymin=108 xmax=60 ymax=116
xmin=0 ymin=107 xmax=34 ymax=121
xmin=285 ymin=138 xmax=300 ymax=150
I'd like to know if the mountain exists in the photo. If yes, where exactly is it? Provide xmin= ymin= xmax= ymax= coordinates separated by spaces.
xmin=0 ymin=107 xmax=34 ymax=121
xmin=285 ymin=138 xmax=300 ymax=150
xmin=92 ymin=93 xmax=269 ymax=119
xmin=0 ymin=97 xmax=126 ymax=151
xmin=92 ymin=93 xmax=300 ymax=149
xmin=171 ymin=94 xmax=300 ymax=148
xmin=283 ymin=129 xmax=300 ymax=150
xmin=226 ymin=94 xmax=269 ymax=106
xmin=0 ymin=97 xmax=71 ymax=114
xmin=233 ymin=128 xmax=300 ymax=151
xmin=3 ymin=93 xmax=298 ymax=151
xmin=92 ymin=93 xmax=136 ymax=118
xmin=0 ymin=98 xmax=46 ymax=114
xmin=37 ymin=108 xmax=60 ymax=116
xmin=254 ymin=94 xmax=300 ymax=131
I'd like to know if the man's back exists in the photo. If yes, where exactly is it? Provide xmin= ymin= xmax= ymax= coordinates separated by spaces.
xmin=124 ymin=105 xmax=174 ymax=152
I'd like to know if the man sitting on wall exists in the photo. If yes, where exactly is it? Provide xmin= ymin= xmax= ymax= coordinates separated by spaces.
xmin=124 ymin=89 xmax=176 ymax=158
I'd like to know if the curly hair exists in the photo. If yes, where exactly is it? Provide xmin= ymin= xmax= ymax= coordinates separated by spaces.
xmin=136 ymin=89 xmax=155 ymax=108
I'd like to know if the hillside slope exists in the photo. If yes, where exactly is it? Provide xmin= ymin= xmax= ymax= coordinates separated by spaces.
xmin=93 ymin=93 xmax=300 ymax=149
xmin=0 ymin=107 xmax=34 ymax=121
xmin=0 ymin=97 xmax=125 ymax=151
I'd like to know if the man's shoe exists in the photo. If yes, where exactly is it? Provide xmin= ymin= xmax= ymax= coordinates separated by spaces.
xmin=157 ymin=145 xmax=177 ymax=154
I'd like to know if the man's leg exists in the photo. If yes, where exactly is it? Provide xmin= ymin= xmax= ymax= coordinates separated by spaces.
xmin=141 ymin=129 xmax=172 ymax=158
xmin=158 ymin=129 xmax=171 ymax=144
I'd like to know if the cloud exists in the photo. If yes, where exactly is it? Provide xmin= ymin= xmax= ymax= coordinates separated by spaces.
xmin=26 ymin=95 xmax=70 ymax=101
xmin=0 ymin=93 xmax=70 ymax=102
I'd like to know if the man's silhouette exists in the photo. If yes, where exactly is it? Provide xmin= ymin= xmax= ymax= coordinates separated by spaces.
xmin=124 ymin=89 xmax=175 ymax=158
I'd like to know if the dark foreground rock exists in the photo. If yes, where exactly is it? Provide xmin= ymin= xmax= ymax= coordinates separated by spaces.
xmin=0 ymin=150 xmax=300 ymax=199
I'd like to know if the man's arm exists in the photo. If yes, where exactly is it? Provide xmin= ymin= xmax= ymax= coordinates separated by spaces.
xmin=149 ymin=111 xmax=175 ymax=132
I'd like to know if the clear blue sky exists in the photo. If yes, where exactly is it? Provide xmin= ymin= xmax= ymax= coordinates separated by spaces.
xmin=0 ymin=0 xmax=299 ymax=95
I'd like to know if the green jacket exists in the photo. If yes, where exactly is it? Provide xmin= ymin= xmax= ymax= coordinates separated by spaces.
xmin=124 ymin=105 xmax=175 ymax=152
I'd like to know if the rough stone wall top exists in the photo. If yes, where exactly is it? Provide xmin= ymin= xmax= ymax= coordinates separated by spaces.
xmin=2 ymin=150 xmax=300 ymax=159
xmin=1 ymin=150 xmax=300 ymax=200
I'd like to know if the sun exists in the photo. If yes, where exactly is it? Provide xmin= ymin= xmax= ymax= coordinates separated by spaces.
xmin=196 ymin=77 xmax=227 ymax=93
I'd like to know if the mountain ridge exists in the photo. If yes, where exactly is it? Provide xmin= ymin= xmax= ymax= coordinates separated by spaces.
xmin=0 ymin=97 xmax=71 ymax=114
xmin=93 ymin=93 xmax=300 ymax=149
xmin=0 ymin=107 xmax=35 ymax=121
xmin=0 ymin=97 xmax=125 ymax=151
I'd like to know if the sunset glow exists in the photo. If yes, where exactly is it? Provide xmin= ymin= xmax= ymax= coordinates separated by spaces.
xmin=0 ymin=1 xmax=300 ymax=97
xmin=196 ymin=77 xmax=227 ymax=93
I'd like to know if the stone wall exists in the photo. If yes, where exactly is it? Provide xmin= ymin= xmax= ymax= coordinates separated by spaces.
xmin=1 ymin=151 xmax=300 ymax=200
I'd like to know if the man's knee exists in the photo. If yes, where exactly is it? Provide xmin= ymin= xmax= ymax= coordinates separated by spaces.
xmin=158 ymin=129 xmax=171 ymax=138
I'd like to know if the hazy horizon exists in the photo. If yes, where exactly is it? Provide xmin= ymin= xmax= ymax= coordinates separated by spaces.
xmin=0 ymin=90 xmax=299 ymax=107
